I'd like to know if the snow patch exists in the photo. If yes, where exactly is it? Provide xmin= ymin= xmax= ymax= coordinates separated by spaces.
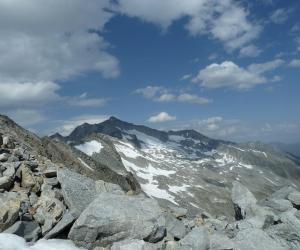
xmin=75 ymin=140 xmax=103 ymax=156
xmin=0 ymin=233 xmax=83 ymax=250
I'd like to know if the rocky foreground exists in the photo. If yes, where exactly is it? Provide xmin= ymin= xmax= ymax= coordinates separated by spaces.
xmin=1 ymin=116 xmax=300 ymax=249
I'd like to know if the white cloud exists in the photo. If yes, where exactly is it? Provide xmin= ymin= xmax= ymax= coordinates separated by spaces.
xmin=0 ymin=81 xmax=60 ymax=107
xmin=192 ymin=59 xmax=284 ymax=90
xmin=147 ymin=112 xmax=176 ymax=123
xmin=180 ymin=74 xmax=192 ymax=81
xmin=239 ymin=45 xmax=262 ymax=58
xmin=68 ymin=93 xmax=107 ymax=108
xmin=134 ymin=86 xmax=211 ymax=104
xmin=177 ymin=94 xmax=212 ymax=104
xmin=54 ymin=114 xmax=109 ymax=136
xmin=116 ymin=0 xmax=261 ymax=52
xmin=270 ymin=8 xmax=292 ymax=24
xmin=289 ymin=59 xmax=300 ymax=67
xmin=5 ymin=109 xmax=46 ymax=126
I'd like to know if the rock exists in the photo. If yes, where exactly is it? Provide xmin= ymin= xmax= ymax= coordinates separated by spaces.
xmin=43 ymin=168 xmax=57 ymax=178
xmin=271 ymin=186 xmax=297 ymax=200
xmin=26 ymin=160 xmax=39 ymax=170
xmin=44 ymin=211 xmax=75 ymax=239
xmin=2 ymin=136 xmax=14 ymax=149
xmin=209 ymin=233 xmax=237 ymax=250
xmin=279 ymin=208 xmax=300 ymax=233
xmin=0 ymin=153 xmax=9 ymax=162
xmin=288 ymin=192 xmax=300 ymax=207
xmin=176 ymin=226 xmax=209 ymax=250
xmin=33 ymin=195 xmax=66 ymax=235
xmin=44 ymin=177 xmax=59 ymax=187
xmin=165 ymin=214 xmax=187 ymax=240
xmin=231 ymin=181 xmax=257 ymax=220
xmin=58 ymin=168 xmax=123 ymax=218
xmin=260 ymin=198 xmax=293 ymax=213
xmin=167 ymin=205 xmax=188 ymax=219
xmin=69 ymin=193 xmax=166 ymax=248
xmin=4 ymin=220 xmax=41 ymax=242
xmin=29 ymin=192 xmax=38 ymax=206
xmin=0 ymin=134 xmax=3 ymax=146
xmin=21 ymin=167 xmax=41 ymax=192
xmin=144 ymin=226 xmax=166 ymax=243
xmin=111 ymin=239 xmax=162 ymax=250
xmin=95 ymin=180 xmax=124 ymax=194
xmin=0 ymin=192 xmax=21 ymax=232
xmin=0 ymin=176 xmax=12 ymax=190
xmin=234 ymin=228 xmax=287 ymax=250
xmin=3 ymin=165 xmax=16 ymax=178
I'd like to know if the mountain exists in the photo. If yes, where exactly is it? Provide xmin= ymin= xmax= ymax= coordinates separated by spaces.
xmin=2 ymin=114 xmax=300 ymax=249
xmin=54 ymin=116 xmax=300 ymax=217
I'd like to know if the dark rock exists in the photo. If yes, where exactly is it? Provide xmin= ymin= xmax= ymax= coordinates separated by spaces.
xmin=4 ymin=221 xmax=41 ymax=242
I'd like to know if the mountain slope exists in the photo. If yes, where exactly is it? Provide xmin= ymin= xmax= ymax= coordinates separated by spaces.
xmin=54 ymin=116 xmax=300 ymax=217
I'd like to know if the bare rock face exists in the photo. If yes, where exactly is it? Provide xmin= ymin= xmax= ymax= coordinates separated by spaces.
xmin=68 ymin=193 xmax=166 ymax=249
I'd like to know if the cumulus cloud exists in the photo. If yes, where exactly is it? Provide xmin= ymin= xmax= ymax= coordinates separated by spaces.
xmin=192 ymin=59 xmax=284 ymax=90
xmin=289 ymin=59 xmax=300 ymax=67
xmin=0 ymin=81 xmax=60 ymax=108
xmin=134 ymin=86 xmax=211 ymax=104
xmin=115 ymin=0 xmax=261 ymax=52
xmin=0 ymin=233 xmax=82 ymax=250
xmin=147 ymin=112 xmax=176 ymax=123
xmin=67 ymin=93 xmax=107 ymax=108
xmin=54 ymin=114 xmax=109 ymax=136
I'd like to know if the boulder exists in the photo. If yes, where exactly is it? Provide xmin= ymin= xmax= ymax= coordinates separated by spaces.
xmin=0 ymin=192 xmax=21 ymax=232
xmin=43 ymin=168 xmax=57 ymax=178
xmin=4 ymin=220 xmax=41 ymax=242
xmin=288 ymin=192 xmax=300 ymax=207
xmin=234 ymin=228 xmax=287 ymax=250
xmin=68 ymin=193 xmax=166 ymax=248
xmin=33 ymin=195 xmax=66 ymax=235
xmin=21 ymin=167 xmax=42 ymax=192
xmin=44 ymin=211 xmax=76 ymax=239
xmin=260 ymin=198 xmax=293 ymax=213
xmin=0 ymin=153 xmax=9 ymax=162
xmin=165 ymin=214 xmax=187 ymax=240
xmin=176 ymin=226 xmax=209 ymax=250
xmin=3 ymin=165 xmax=16 ymax=179
xmin=111 ymin=239 xmax=162 ymax=250
xmin=0 ymin=176 xmax=12 ymax=190
xmin=58 ymin=168 xmax=123 ymax=218
xmin=209 ymin=233 xmax=237 ymax=250
xmin=271 ymin=186 xmax=297 ymax=200
xmin=231 ymin=181 xmax=257 ymax=220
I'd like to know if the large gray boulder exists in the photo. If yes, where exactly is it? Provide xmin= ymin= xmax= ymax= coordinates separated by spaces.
xmin=111 ymin=239 xmax=162 ymax=250
xmin=176 ymin=226 xmax=209 ymax=250
xmin=231 ymin=181 xmax=257 ymax=220
xmin=4 ymin=221 xmax=41 ymax=242
xmin=68 ymin=193 xmax=166 ymax=249
xmin=234 ymin=228 xmax=287 ymax=250
xmin=288 ymin=192 xmax=300 ymax=207
xmin=57 ymin=168 xmax=123 ymax=217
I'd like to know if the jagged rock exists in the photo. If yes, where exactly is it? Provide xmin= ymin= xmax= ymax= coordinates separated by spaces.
xmin=176 ymin=226 xmax=209 ymax=250
xmin=43 ymin=168 xmax=57 ymax=178
xmin=4 ymin=221 xmax=41 ymax=242
xmin=0 ymin=192 xmax=21 ymax=232
xmin=288 ymin=192 xmax=300 ymax=207
xmin=68 ymin=193 xmax=166 ymax=248
xmin=33 ymin=195 xmax=66 ymax=235
xmin=0 ymin=153 xmax=9 ymax=162
xmin=58 ymin=168 xmax=123 ymax=218
xmin=234 ymin=228 xmax=287 ymax=250
xmin=29 ymin=192 xmax=38 ymax=206
xmin=165 ymin=214 xmax=187 ymax=240
xmin=21 ymin=167 xmax=42 ymax=192
xmin=44 ymin=211 xmax=76 ymax=239
xmin=44 ymin=177 xmax=59 ymax=187
xmin=167 ymin=205 xmax=188 ymax=219
xmin=3 ymin=165 xmax=16 ymax=179
xmin=231 ymin=181 xmax=257 ymax=220
xmin=209 ymin=233 xmax=237 ymax=250
xmin=0 ymin=134 xmax=3 ymax=146
xmin=260 ymin=198 xmax=293 ymax=213
xmin=271 ymin=186 xmax=297 ymax=200
xmin=0 ymin=176 xmax=12 ymax=190
xmin=111 ymin=239 xmax=162 ymax=250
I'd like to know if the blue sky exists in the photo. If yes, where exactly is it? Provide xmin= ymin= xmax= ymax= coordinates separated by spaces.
xmin=0 ymin=0 xmax=299 ymax=143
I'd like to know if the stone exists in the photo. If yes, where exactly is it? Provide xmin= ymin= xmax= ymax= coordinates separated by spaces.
xmin=69 ymin=193 xmax=165 ymax=248
xmin=26 ymin=160 xmax=39 ymax=170
xmin=231 ymin=181 xmax=257 ymax=220
xmin=0 ymin=134 xmax=3 ymax=146
xmin=0 ymin=153 xmax=9 ymax=162
xmin=33 ymin=195 xmax=66 ymax=235
xmin=234 ymin=228 xmax=287 ymax=250
xmin=4 ymin=221 xmax=41 ymax=242
xmin=21 ymin=167 xmax=42 ymax=192
xmin=176 ymin=226 xmax=209 ymax=250
xmin=165 ymin=214 xmax=187 ymax=240
xmin=0 ymin=176 xmax=12 ymax=190
xmin=271 ymin=186 xmax=297 ymax=200
xmin=111 ymin=239 xmax=162 ymax=250
xmin=210 ymin=233 xmax=237 ymax=250
xmin=0 ymin=192 xmax=21 ymax=232
xmin=43 ymin=168 xmax=57 ymax=178
xmin=44 ymin=177 xmax=59 ymax=187
xmin=58 ymin=168 xmax=123 ymax=218
xmin=3 ymin=165 xmax=16 ymax=178
xmin=288 ymin=192 xmax=300 ymax=207
xmin=261 ymin=198 xmax=293 ymax=213
xmin=44 ymin=211 xmax=75 ymax=239
xmin=167 ymin=205 xmax=188 ymax=219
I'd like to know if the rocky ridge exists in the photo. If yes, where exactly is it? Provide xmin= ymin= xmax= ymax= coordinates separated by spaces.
xmin=1 ymin=115 xmax=300 ymax=249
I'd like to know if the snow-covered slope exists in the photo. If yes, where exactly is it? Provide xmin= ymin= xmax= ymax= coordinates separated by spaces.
xmin=57 ymin=117 xmax=300 ymax=217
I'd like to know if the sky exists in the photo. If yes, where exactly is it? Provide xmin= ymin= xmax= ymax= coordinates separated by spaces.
xmin=0 ymin=0 xmax=299 ymax=143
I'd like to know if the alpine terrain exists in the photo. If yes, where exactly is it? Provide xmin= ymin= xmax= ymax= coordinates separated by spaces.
xmin=1 ymin=114 xmax=300 ymax=250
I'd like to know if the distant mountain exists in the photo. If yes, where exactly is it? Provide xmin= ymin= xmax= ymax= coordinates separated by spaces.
xmin=271 ymin=142 xmax=300 ymax=158
xmin=53 ymin=116 xmax=300 ymax=217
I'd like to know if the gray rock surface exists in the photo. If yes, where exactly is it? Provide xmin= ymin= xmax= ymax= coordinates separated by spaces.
xmin=288 ymin=192 xmax=300 ymax=206
xmin=4 ymin=221 xmax=41 ymax=242
xmin=69 ymin=193 xmax=165 ymax=248
xmin=111 ymin=239 xmax=162 ymax=250
xmin=176 ymin=226 xmax=209 ymax=250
